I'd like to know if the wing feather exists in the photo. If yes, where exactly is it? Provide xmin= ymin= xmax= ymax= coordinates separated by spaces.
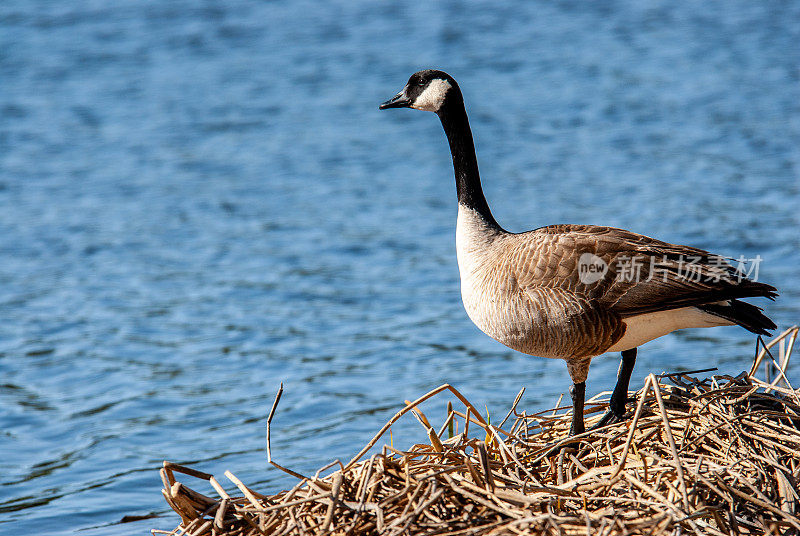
xmin=509 ymin=224 xmax=776 ymax=318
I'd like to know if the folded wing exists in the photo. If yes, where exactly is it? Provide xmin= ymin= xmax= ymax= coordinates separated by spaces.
xmin=508 ymin=224 xmax=776 ymax=333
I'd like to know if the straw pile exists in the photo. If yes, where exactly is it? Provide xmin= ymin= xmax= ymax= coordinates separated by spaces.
xmin=154 ymin=327 xmax=800 ymax=536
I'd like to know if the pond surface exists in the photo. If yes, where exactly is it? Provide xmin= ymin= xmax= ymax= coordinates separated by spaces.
xmin=1 ymin=1 xmax=798 ymax=533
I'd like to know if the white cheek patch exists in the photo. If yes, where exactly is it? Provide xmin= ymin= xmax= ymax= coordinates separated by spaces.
xmin=411 ymin=79 xmax=451 ymax=112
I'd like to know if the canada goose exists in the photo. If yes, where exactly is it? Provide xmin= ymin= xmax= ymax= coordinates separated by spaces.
xmin=380 ymin=70 xmax=777 ymax=436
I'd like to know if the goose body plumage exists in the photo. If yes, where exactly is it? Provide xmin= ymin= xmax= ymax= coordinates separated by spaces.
xmin=455 ymin=204 xmax=766 ymax=382
xmin=381 ymin=69 xmax=777 ymax=436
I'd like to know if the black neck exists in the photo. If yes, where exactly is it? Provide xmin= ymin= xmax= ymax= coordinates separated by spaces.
xmin=437 ymin=93 xmax=498 ymax=227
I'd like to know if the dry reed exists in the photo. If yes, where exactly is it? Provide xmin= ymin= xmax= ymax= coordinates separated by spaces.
xmin=154 ymin=327 xmax=800 ymax=535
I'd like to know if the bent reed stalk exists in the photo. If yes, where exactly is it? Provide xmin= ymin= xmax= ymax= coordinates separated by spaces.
xmin=155 ymin=327 xmax=800 ymax=536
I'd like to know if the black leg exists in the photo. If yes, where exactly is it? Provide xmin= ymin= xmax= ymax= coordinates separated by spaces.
xmin=543 ymin=380 xmax=587 ymax=455
xmin=593 ymin=347 xmax=637 ymax=428
xmin=569 ymin=381 xmax=586 ymax=436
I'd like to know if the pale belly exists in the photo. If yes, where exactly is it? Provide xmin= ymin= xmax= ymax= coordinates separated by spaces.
xmin=607 ymin=307 xmax=733 ymax=352
xmin=461 ymin=281 xmax=733 ymax=359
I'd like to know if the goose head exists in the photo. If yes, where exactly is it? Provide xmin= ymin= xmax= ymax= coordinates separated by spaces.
xmin=380 ymin=70 xmax=458 ymax=114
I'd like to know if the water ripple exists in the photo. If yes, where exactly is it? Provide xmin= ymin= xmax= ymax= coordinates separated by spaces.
xmin=1 ymin=0 xmax=798 ymax=534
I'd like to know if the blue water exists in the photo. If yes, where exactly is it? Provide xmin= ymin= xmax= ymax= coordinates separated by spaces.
xmin=1 ymin=1 xmax=798 ymax=533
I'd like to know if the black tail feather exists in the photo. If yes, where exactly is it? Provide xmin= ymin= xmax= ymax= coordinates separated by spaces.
xmin=698 ymin=299 xmax=777 ymax=336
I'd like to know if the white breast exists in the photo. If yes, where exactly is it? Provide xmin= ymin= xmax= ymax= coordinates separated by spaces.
xmin=456 ymin=205 xmax=511 ymax=339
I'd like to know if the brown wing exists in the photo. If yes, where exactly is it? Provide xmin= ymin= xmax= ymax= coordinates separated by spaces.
xmin=508 ymin=224 xmax=776 ymax=318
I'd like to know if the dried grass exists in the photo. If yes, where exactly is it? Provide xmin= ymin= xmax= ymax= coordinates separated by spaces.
xmin=154 ymin=327 xmax=800 ymax=535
